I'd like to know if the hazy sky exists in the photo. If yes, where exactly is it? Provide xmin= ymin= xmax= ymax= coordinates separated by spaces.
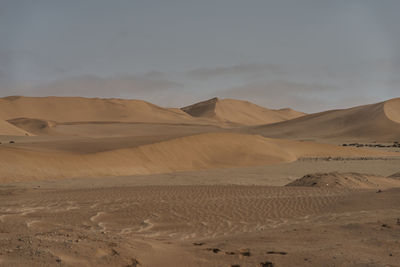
xmin=1 ymin=0 xmax=399 ymax=112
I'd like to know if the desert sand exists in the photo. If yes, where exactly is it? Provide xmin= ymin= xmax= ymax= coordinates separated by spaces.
xmin=0 ymin=120 xmax=30 ymax=136
xmin=181 ymin=97 xmax=305 ymax=126
xmin=1 ymin=96 xmax=400 ymax=266
xmin=245 ymin=98 xmax=400 ymax=142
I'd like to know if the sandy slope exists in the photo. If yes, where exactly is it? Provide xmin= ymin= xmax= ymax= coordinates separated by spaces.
xmin=181 ymin=97 xmax=305 ymax=126
xmin=0 ymin=120 xmax=30 ymax=136
xmin=0 ymin=133 xmax=396 ymax=182
xmin=6 ymin=118 xmax=56 ymax=135
xmin=286 ymin=172 xmax=400 ymax=189
xmin=246 ymin=98 xmax=400 ymax=142
xmin=0 ymin=96 xmax=194 ymax=124
xmin=7 ymin=120 xmax=225 ymax=138
xmin=384 ymin=97 xmax=400 ymax=123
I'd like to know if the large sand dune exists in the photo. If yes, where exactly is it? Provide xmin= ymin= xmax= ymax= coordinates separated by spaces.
xmin=0 ymin=133 xmax=395 ymax=182
xmin=0 ymin=96 xmax=194 ymax=124
xmin=0 ymin=96 xmax=304 ymax=137
xmin=246 ymin=98 xmax=400 ymax=142
xmin=182 ymin=97 xmax=305 ymax=126
xmin=384 ymin=97 xmax=400 ymax=123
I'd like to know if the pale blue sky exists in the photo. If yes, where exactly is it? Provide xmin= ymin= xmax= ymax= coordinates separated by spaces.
xmin=1 ymin=0 xmax=399 ymax=112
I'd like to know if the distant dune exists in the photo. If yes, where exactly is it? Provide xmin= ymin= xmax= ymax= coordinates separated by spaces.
xmin=0 ymin=96 xmax=194 ymax=124
xmin=286 ymin=172 xmax=400 ymax=189
xmin=0 ymin=133 xmax=395 ymax=182
xmin=0 ymin=96 xmax=306 ymax=136
xmin=181 ymin=97 xmax=305 ymax=126
xmin=246 ymin=98 xmax=400 ymax=141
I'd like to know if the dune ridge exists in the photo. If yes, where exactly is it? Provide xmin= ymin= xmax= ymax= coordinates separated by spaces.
xmin=0 ymin=119 xmax=30 ymax=136
xmin=247 ymin=98 xmax=400 ymax=141
xmin=0 ymin=96 xmax=194 ymax=124
xmin=181 ymin=97 xmax=305 ymax=126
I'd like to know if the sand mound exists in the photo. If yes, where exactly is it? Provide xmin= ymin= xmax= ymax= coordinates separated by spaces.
xmin=0 ymin=96 xmax=195 ymax=124
xmin=247 ymin=98 xmax=400 ymax=141
xmin=0 ymin=120 xmax=30 ymax=136
xmin=286 ymin=172 xmax=400 ymax=189
xmin=0 ymin=133 xmax=395 ymax=182
xmin=181 ymin=97 xmax=305 ymax=126
xmin=7 ymin=118 xmax=56 ymax=135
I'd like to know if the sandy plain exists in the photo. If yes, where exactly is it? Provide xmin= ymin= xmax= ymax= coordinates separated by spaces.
xmin=1 ymin=96 xmax=400 ymax=266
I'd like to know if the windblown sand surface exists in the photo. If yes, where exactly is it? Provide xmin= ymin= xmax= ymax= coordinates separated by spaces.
xmin=1 ymin=183 xmax=400 ymax=266
xmin=1 ymin=96 xmax=400 ymax=266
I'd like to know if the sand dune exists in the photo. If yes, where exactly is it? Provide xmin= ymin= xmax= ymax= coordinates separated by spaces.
xmin=0 ymin=96 xmax=195 ymax=124
xmin=384 ymin=97 xmax=400 ymax=123
xmin=286 ymin=172 xmax=400 ymax=189
xmin=7 ymin=118 xmax=56 ymax=135
xmin=181 ymin=97 xmax=305 ymax=126
xmin=0 ymin=133 xmax=395 ymax=182
xmin=0 ymin=119 xmax=30 ymax=136
xmin=246 ymin=98 xmax=400 ymax=142
xmin=0 ymin=96 xmax=304 ymax=136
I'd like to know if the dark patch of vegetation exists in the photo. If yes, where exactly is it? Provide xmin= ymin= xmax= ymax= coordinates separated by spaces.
xmin=266 ymin=251 xmax=287 ymax=255
xmin=342 ymin=142 xmax=400 ymax=148
xmin=259 ymin=261 xmax=274 ymax=267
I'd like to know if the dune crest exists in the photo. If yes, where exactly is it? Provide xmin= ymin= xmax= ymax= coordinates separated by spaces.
xmin=0 ymin=96 xmax=194 ymax=124
xmin=248 ymin=98 xmax=400 ymax=141
xmin=181 ymin=97 xmax=305 ymax=126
